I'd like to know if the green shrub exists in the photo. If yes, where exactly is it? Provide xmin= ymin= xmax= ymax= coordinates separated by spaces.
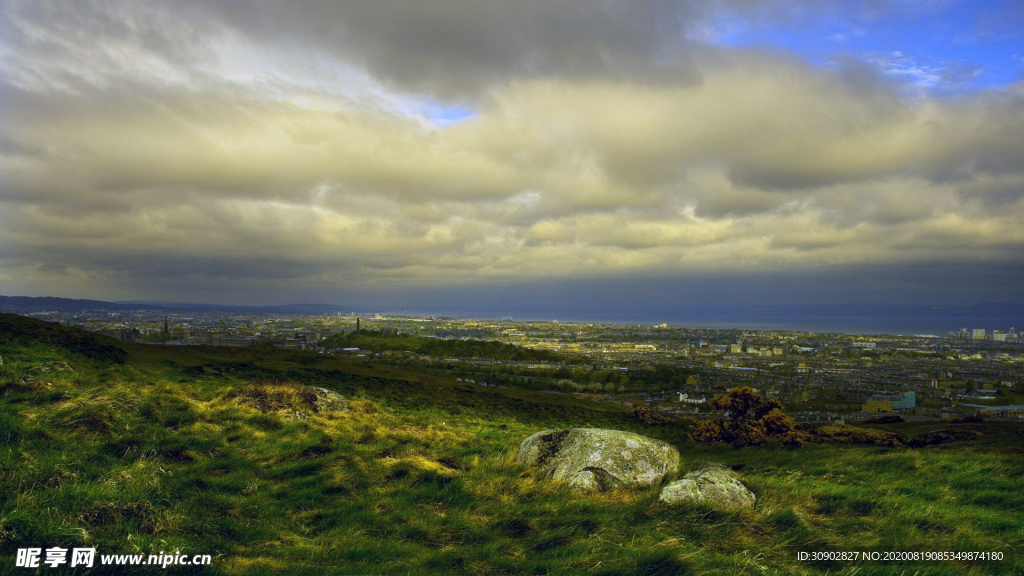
xmin=692 ymin=387 xmax=808 ymax=447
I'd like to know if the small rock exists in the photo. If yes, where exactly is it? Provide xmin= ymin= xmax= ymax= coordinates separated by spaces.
xmin=311 ymin=387 xmax=349 ymax=413
xmin=659 ymin=461 xmax=755 ymax=510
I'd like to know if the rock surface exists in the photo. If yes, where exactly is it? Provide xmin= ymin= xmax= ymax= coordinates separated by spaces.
xmin=659 ymin=460 xmax=755 ymax=510
xmin=310 ymin=386 xmax=349 ymax=413
xmin=516 ymin=428 xmax=680 ymax=491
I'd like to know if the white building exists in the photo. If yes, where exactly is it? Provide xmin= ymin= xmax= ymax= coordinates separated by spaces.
xmin=678 ymin=393 xmax=706 ymax=404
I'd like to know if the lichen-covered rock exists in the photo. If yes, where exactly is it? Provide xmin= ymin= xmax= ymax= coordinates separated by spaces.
xmin=659 ymin=460 xmax=755 ymax=510
xmin=311 ymin=387 xmax=349 ymax=413
xmin=516 ymin=428 xmax=680 ymax=491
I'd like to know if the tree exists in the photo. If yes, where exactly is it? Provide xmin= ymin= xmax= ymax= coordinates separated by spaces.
xmin=692 ymin=387 xmax=807 ymax=447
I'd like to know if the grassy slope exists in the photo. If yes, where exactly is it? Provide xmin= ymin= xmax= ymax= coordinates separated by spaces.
xmin=0 ymin=314 xmax=1021 ymax=575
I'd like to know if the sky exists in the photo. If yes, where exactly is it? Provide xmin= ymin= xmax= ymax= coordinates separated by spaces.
xmin=1 ymin=0 xmax=1023 ymax=313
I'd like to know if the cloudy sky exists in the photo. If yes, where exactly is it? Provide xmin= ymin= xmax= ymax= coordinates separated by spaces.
xmin=1 ymin=1 xmax=1023 ymax=313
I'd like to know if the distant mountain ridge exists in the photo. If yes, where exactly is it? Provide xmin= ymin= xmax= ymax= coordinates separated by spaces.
xmin=0 ymin=295 xmax=351 ymax=315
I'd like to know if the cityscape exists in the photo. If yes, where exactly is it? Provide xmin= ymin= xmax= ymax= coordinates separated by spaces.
xmin=15 ymin=300 xmax=1024 ymax=425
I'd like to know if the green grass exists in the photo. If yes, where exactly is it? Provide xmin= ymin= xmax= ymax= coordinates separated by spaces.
xmin=1 ymin=313 xmax=1022 ymax=574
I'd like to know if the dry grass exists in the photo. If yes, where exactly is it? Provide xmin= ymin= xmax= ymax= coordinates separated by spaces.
xmin=223 ymin=379 xmax=322 ymax=413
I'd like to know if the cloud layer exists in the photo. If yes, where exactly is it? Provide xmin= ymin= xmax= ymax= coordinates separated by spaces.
xmin=1 ymin=0 xmax=1023 ymax=305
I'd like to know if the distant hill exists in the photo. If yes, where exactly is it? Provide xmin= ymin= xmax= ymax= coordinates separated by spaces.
xmin=0 ymin=296 xmax=130 ymax=312
xmin=0 ymin=295 xmax=352 ymax=315
xmin=0 ymin=312 xmax=127 ymax=363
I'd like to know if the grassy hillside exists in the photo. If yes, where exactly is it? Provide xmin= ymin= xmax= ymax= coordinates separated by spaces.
xmin=0 ymin=313 xmax=1021 ymax=575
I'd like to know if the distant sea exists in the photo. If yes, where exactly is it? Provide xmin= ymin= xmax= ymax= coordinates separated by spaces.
xmin=381 ymin=305 xmax=1024 ymax=337
xmin=509 ymin=314 xmax=1017 ymax=337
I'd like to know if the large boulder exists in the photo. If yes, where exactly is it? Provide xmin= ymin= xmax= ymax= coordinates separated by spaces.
xmin=659 ymin=461 xmax=755 ymax=510
xmin=516 ymin=428 xmax=680 ymax=491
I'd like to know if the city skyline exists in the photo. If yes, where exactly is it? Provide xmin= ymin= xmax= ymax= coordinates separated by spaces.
xmin=2 ymin=1 xmax=1023 ymax=310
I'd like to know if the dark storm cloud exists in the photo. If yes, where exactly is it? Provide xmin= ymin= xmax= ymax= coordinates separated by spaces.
xmin=188 ymin=0 xmax=705 ymax=98
xmin=185 ymin=0 xmax=926 ymax=101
